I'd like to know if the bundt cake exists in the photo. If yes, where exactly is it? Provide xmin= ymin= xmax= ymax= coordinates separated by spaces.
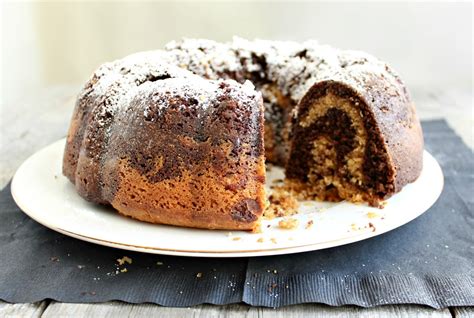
xmin=63 ymin=38 xmax=423 ymax=231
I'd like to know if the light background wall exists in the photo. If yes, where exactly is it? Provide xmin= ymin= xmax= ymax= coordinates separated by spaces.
xmin=1 ymin=1 xmax=473 ymax=107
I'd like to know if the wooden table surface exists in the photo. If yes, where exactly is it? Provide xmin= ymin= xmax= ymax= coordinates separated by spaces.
xmin=0 ymin=86 xmax=472 ymax=317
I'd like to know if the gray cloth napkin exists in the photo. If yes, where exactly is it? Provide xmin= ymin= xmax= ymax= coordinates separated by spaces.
xmin=0 ymin=120 xmax=473 ymax=308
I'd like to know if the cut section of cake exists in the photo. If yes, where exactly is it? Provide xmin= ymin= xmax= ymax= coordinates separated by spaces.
xmin=285 ymin=79 xmax=423 ymax=207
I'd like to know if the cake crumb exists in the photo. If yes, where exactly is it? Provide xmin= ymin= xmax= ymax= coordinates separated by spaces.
xmin=117 ymin=256 xmax=132 ymax=265
xmin=270 ymin=238 xmax=277 ymax=244
xmin=156 ymin=261 xmax=163 ymax=266
xmin=120 ymin=268 xmax=128 ymax=273
xmin=268 ymin=283 xmax=278 ymax=293
xmin=278 ymin=217 xmax=299 ymax=230
xmin=305 ymin=220 xmax=314 ymax=229
xmin=377 ymin=201 xmax=388 ymax=209
xmin=257 ymin=237 xmax=265 ymax=243
xmin=232 ymin=237 xmax=241 ymax=241
xmin=50 ymin=257 xmax=60 ymax=262
xmin=251 ymin=225 xmax=262 ymax=234
xmin=264 ymin=186 xmax=299 ymax=219
xmin=196 ymin=272 xmax=203 ymax=278
xmin=369 ymin=222 xmax=376 ymax=232
xmin=367 ymin=211 xmax=379 ymax=219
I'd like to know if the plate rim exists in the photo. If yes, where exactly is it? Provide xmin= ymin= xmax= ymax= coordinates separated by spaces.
xmin=11 ymin=138 xmax=444 ymax=257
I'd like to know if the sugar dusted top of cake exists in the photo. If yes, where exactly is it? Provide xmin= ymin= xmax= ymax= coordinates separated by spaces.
xmin=78 ymin=37 xmax=404 ymax=126
xmin=119 ymin=78 xmax=261 ymax=121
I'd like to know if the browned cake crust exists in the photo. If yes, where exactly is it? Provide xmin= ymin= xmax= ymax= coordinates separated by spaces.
xmin=103 ymin=80 xmax=266 ymax=230
xmin=63 ymin=56 xmax=266 ymax=230
xmin=63 ymin=38 xmax=424 ymax=230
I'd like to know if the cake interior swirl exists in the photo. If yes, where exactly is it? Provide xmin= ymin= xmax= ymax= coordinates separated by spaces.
xmin=63 ymin=38 xmax=424 ymax=231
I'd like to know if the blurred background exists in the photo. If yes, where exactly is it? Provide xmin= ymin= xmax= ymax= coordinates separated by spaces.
xmin=2 ymin=1 xmax=473 ymax=104
xmin=0 ymin=1 xmax=472 ymax=184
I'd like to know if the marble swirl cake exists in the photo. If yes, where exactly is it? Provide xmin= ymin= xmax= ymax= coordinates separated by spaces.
xmin=63 ymin=38 xmax=424 ymax=230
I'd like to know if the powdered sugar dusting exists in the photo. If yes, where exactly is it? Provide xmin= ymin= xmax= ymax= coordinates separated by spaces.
xmin=77 ymin=37 xmax=405 ymax=137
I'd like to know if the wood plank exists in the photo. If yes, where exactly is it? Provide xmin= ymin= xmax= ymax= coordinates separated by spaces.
xmin=41 ymin=301 xmax=131 ymax=318
xmin=130 ymin=303 xmax=258 ymax=318
xmin=413 ymin=88 xmax=473 ymax=149
xmin=41 ymin=301 xmax=454 ymax=318
xmin=453 ymin=307 xmax=474 ymax=318
xmin=0 ymin=300 xmax=48 ymax=318
xmin=42 ymin=302 xmax=259 ymax=318
xmin=0 ymin=85 xmax=76 ymax=189
xmin=259 ymin=304 xmax=451 ymax=318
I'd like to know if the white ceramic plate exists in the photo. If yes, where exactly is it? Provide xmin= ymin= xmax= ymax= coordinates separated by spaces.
xmin=11 ymin=139 xmax=443 ymax=257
